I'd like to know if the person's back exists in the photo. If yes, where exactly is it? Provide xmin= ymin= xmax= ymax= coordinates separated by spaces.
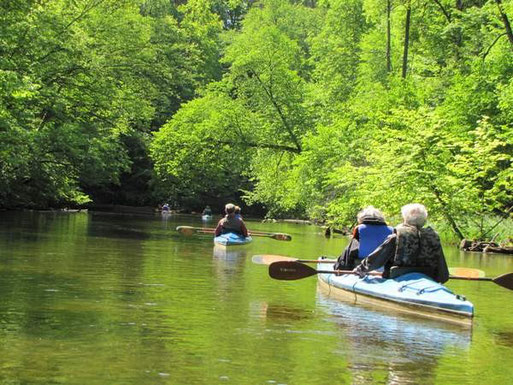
xmin=357 ymin=222 xmax=394 ymax=259
xmin=353 ymin=203 xmax=449 ymax=283
xmin=335 ymin=206 xmax=392 ymax=269
xmin=392 ymin=223 xmax=446 ymax=275
xmin=215 ymin=203 xmax=248 ymax=237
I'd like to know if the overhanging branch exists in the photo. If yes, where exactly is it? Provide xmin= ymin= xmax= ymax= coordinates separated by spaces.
xmin=248 ymin=69 xmax=302 ymax=152
xmin=214 ymin=139 xmax=301 ymax=153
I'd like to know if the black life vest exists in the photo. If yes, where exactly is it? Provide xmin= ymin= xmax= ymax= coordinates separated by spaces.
xmin=393 ymin=224 xmax=441 ymax=268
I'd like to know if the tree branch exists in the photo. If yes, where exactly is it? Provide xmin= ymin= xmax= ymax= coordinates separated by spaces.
xmin=248 ymin=69 xmax=302 ymax=152
xmin=63 ymin=0 xmax=108 ymax=31
xmin=214 ymin=139 xmax=301 ymax=153
xmin=432 ymin=0 xmax=451 ymax=22
xmin=482 ymin=33 xmax=507 ymax=60
xmin=430 ymin=184 xmax=466 ymax=240
xmin=482 ymin=205 xmax=513 ymax=239
xmin=495 ymin=0 xmax=513 ymax=49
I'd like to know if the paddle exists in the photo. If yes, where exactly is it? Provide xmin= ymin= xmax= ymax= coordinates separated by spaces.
xmin=269 ymin=261 xmax=382 ymax=280
xmin=448 ymin=267 xmax=485 ymax=278
xmin=252 ymin=254 xmax=336 ymax=265
xmin=255 ymin=255 xmax=487 ymax=278
xmin=268 ymin=260 xmax=513 ymax=290
xmin=176 ymin=226 xmax=292 ymax=241
xmin=181 ymin=226 xmax=286 ymax=236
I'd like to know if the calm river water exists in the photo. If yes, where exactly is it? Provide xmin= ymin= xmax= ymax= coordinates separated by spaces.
xmin=1 ymin=211 xmax=513 ymax=385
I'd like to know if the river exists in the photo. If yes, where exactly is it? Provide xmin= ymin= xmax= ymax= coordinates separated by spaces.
xmin=0 ymin=211 xmax=512 ymax=384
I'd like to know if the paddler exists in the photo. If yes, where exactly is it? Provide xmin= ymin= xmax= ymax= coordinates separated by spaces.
xmin=215 ymin=203 xmax=249 ymax=237
xmin=334 ymin=206 xmax=394 ymax=270
xmin=234 ymin=205 xmax=242 ymax=220
xmin=352 ymin=203 xmax=450 ymax=283
xmin=202 ymin=205 xmax=212 ymax=216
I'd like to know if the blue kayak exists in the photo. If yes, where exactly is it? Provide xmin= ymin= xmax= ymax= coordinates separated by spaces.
xmin=214 ymin=232 xmax=252 ymax=246
xmin=317 ymin=263 xmax=474 ymax=326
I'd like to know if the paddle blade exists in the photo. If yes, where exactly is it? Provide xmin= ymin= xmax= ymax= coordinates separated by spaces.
xmin=269 ymin=261 xmax=318 ymax=280
xmin=270 ymin=233 xmax=292 ymax=241
xmin=252 ymin=255 xmax=296 ymax=265
xmin=176 ymin=226 xmax=196 ymax=236
xmin=449 ymin=267 xmax=485 ymax=278
xmin=493 ymin=273 xmax=513 ymax=291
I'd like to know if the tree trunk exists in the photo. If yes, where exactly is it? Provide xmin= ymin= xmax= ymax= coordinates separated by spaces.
xmin=495 ymin=0 xmax=513 ymax=49
xmin=402 ymin=2 xmax=411 ymax=78
xmin=386 ymin=0 xmax=392 ymax=72
xmin=431 ymin=185 xmax=466 ymax=240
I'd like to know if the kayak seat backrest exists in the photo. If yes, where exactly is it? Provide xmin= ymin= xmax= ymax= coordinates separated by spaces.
xmin=389 ymin=266 xmax=435 ymax=281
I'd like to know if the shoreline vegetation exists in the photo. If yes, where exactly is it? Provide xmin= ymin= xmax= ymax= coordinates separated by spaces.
xmin=5 ymin=206 xmax=513 ymax=250
xmin=1 ymin=1 xmax=512 ymax=245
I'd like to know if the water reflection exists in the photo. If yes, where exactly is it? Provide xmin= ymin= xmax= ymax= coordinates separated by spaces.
xmin=160 ymin=211 xmax=172 ymax=229
xmin=87 ymin=215 xmax=152 ymax=240
xmin=212 ymin=245 xmax=247 ymax=267
xmin=316 ymin=286 xmax=471 ymax=384
xmin=212 ymin=245 xmax=247 ymax=293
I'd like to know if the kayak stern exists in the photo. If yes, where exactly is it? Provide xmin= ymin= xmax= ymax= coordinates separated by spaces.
xmin=318 ymin=264 xmax=474 ymax=326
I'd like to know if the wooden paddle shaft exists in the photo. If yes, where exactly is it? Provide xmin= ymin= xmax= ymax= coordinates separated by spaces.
xmin=449 ymin=276 xmax=493 ymax=281
xmin=196 ymin=226 xmax=271 ymax=235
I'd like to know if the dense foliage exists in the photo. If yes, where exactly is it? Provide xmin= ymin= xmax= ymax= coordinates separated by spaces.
xmin=2 ymin=0 xmax=512 ymax=239
xmin=152 ymin=0 xmax=513 ymax=239
xmin=0 ymin=0 xmax=240 ymax=208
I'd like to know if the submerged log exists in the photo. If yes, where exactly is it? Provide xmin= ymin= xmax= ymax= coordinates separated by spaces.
xmin=460 ymin=239 xmax=513 ymax=254
xmin=483 ymin=246 xmax=513 ymax=254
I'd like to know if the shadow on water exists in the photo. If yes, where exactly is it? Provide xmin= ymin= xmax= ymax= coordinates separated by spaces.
xmin=316 ymin=286 xmax=472 ymax=384
xmin=492 ymin=330 xmax=513 ymax=348
xmin=86 ymin=212 xmax=187 ymax=241
xmin=262 ymin=303 xmax=315 ymax=322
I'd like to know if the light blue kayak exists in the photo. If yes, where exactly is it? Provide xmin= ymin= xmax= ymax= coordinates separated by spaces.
xmin=214 ymin=232 xmax=252 ymax=246
xmin=317 ymin=263 xmax=474 ymax=326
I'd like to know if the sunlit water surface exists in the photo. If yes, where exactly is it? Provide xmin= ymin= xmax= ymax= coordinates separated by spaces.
xmin=1 ymin=211 xmax=513 ymax=385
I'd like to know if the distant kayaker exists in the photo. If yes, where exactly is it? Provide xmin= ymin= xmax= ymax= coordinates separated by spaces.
xmin=334 ymin=206 xmax=393 ymax=270
xmin=352 ymin=203 xmax=450 ymax=283
xmin=162 ymin=203 xmax=170 ymax=212
xmin=202 ymin=205 xmax=212 ymax=216
xmin=215 ymin=203 xmax=249 ymax=237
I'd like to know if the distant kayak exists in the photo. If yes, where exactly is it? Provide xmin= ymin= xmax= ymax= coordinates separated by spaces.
xmin=317 ymin=262 xmax=474 ymax=326
xmin=202 ymin=214 xmax=212 ymax=221
xmin=214 ymin=232 xmax=252 ymax=246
